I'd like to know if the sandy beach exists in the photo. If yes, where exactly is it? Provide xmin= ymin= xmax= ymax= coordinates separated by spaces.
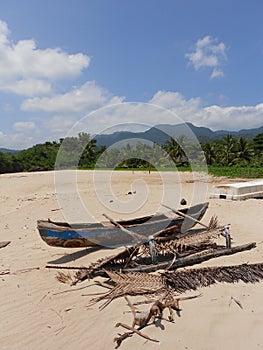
xmin=1 ymin=170 xmax=263 ymax=350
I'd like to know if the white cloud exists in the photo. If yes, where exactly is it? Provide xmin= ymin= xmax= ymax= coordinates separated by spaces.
xmin=149 ymin=90 xmax=263 ymax=130
xmin=0 ymin=129 xmax=26 ymax=149
xmin=21 ymin=81 xmax=124 ymax=113
xmin=42 ymin=115 xmax=77 ymax=134
xmin=36 ymin=90 xmax=263 ymax=139
xmin=2 ymin=91 xmax=263 ymax=149
xmin=49 ymin=92 xmax=202 ymax=139
xmin=3 ymin=79 xmax=52 ymax=96
xmin=0 ymin=20 xmax=9 ymax=44
xmin=186 ymin=36 xmax=227 ymax=78
xmin=0 ymin=20 xmax=90 ymax=96
xmin=202 ymin=103 xmax=263 ymax=130
xmin=150 ymin=91 xmax=201 ymax=117
xmin=13 ymin=121 xmax=36 ymax=132
xmin=210 ymin=68 xmax=224 ymax=79
xmin=3 ymin=39 xmax=90 ymax=80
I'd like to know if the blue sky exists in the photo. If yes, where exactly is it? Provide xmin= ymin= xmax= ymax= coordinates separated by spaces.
xmin=0 ymin=0 xmax=263 ymax=149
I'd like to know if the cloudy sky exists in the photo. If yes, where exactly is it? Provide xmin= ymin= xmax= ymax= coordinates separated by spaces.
xmin=0 ymin=0 xmax=263 ymax=149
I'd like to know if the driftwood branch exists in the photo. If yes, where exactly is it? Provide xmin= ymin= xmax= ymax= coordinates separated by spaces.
xmin=0 ymin=241 xmax=11 ymax=249
xmin=114 ymin=322 xmax=159 ymax=347
xmin=230 ymin=296 xmax=243 ymax=309
xmin=46 ymin=265 xmax=87 ymax=270
xmin=122 ymin=242 xmax=256 ymax=273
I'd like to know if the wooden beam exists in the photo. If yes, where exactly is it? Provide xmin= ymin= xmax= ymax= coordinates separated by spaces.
xmin=122 ymin=242 xmax=256 ymax=273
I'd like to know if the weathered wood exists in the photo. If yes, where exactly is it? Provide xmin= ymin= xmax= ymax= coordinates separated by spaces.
xmin=122 ymin=242 xmax=256 ymax=273
xmin=0 ymin=241 xmax=11 ymax=249
xmin=103 ymin=213 xmax=183 ymax=243
xmin=162 ymin=203 xmax=209 ymax=229
xmin=151 ymin=222 xmax=181 ymax=239
xmin=46 ymin=265 xmax=87 ymax=270
xmin=38 ymin=202 xmax=209 ymax=248
xmin=115 ymin=322 xmax=159 ymax=344
xmin=103 ymin=213 xmax=146 ymax=242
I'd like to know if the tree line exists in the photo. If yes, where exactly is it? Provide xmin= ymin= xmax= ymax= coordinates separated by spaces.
xmin=0 ymin=132 xmax=263 ymax=174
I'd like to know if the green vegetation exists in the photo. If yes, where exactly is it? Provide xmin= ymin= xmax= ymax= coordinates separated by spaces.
xmin=0 ymin=132 xmax=262 ymax=178
xmin=0 ymin=133 xmax=105 ymax=174
xmin=207 ymin=166 xmax=263 ymax=178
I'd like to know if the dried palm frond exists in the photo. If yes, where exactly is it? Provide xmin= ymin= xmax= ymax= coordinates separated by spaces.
xmin=164 ymin=262 xmax=263 ymax=293
xmin=170 ymin=227 xmax=220 ymax=246
xmin=141 ymin=225 xmax=222 ymax=258
xmin=87 ymin=270 xmax=167 ymax=309
xmin=56 ymin=247 xmax=139 ymax=285
xmin=88 ymin=261 xmax=263 ymax=305
xmin=56 ymin=225 xmax=225 ymax=285
xmin=56 ymin=271 xmax=74 ymax=284
xmin=54 ymin=216 xmax=225 ymax=287
xmin=207 ymin=215 xmax=219 ymax=230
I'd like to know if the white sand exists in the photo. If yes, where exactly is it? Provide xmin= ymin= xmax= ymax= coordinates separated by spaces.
xmin=1 ymin=170 xmax=263 ymax=350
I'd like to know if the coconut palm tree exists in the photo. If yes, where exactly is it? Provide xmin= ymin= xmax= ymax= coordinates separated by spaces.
xmin=202 ymin=143 xmax=216 ymax=165
xmin=236 ymin=137 xmax=253 ymax=164
xmin=253 ymin=133 xmax=263 ymax=156
xmin=163 ymin=135 xmax=187 ymax=165
xmin=217 ymin=135 xmax=238 ymax=165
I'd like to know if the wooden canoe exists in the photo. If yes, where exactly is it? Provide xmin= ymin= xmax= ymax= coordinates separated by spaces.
xmin=37 ymin=202 xmax=209 ymax=248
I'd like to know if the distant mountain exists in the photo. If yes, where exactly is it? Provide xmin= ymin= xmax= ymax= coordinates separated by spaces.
xmin=95 ymin=122 xmax=263 ymax=147
xmin=0 ymin=148 xmax=20 ymax=154
xmin=213 ymin=125 xmax=263 ymax=139
xmin=1 ymin=123 xmax=263 ymax=152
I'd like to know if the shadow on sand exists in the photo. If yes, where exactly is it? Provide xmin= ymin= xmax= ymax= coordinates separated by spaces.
xmin=47 ymin=246 xmax=105 ymax=264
